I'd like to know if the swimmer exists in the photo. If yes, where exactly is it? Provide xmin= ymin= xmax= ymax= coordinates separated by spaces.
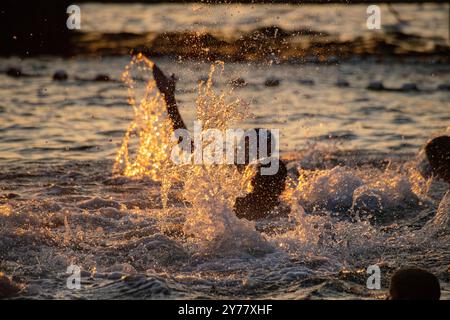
xmin=152 ymin=63 xmax=288 ymax=220
xmin=425 ymin=135 xmax=450 ymax=184
xmin=389 ymin=268 xmax=441 ymax=300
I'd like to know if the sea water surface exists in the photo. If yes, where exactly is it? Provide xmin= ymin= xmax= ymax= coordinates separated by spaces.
xmin=1 ymin=58 xmax=450 ymax=161
xmin=0 ymin=3 xmax=449 ymax=300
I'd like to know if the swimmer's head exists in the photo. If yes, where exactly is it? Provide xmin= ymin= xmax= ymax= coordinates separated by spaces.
xmin=389 ymin=268 xmax=441 ymax=300
xmin=236 ymin=128 xmax=276 ymax=166
xmin=233 ymin=128 xmax=280 ymax=176
xmin=425 ymin=135 xmax=450 ymax=184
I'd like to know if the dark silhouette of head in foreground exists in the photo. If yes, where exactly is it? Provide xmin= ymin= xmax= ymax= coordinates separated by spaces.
xmin=425 ymin=135 xmax=450 ymax=184
xmin=389 ymin=268 xmax=441 ymax=300
xmin=0 ymin=273 xmax=20 ymax=299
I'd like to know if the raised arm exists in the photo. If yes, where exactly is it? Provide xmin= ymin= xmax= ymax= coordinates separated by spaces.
xmin=152 ymin=63 xmax=187 ymax=131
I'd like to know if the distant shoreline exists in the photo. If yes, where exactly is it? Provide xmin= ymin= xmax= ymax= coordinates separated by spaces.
xmin=68 ymin=28 xmax=450 ymax=63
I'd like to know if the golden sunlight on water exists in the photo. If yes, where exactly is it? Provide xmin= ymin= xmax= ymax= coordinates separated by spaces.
xmin=113 ymin=54 xmax=174 ymax=180
xmin=1 ymin=2 xmax=449 ymax=301
xmin=113 ymin=55 xmax=256 ymax=242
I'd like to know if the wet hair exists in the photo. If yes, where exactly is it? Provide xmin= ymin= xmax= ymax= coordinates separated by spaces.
xmin=425 ymin=135 xmax=450 ymax=184
xmin=238 ymin=128 xmax=276 ymax=166
xmin=233 ymin=128 xmax=287 ymax=220
xmin=389 ymin=268 xmax=441 ymax=300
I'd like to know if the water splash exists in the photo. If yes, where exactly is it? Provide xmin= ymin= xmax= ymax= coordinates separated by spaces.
xmin=421 ymin=190 xmax=450 ymax=237
xmin=114 ymin=56 xmax=268 ymax=255
xmin=113 ymin=54 xmax=175 ymax=181
xmin=112 ymin=55 xmax=447 ymax=265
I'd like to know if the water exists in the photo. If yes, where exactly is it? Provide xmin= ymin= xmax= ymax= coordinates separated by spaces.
xmin=1 ymin=150 xmax=449 ymax=299
xmin=1 ymin=57 xmax=449 ymax=161
xmin=0 ymin=3 xmax=449 ymax=300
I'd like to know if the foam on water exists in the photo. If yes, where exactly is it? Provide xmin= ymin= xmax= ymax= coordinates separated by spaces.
xmin=0 ymin=152 xmax=448 ymax=299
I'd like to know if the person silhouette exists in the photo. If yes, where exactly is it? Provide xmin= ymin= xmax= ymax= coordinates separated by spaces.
xmin=152 ymin=63 xmax=287 ymax=220
xmin=389 ymin=268 xmax=441 ymax=300
xmin=425 ymin=135 xmax=450 ymax=184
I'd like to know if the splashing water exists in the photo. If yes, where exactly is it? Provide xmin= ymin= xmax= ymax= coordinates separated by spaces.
xmin=114 ymin=56 xmax=271 ymax=255
xmin=113 ymin=55 xmax=449 ymax=263
xmin=1 ymin=54 xmax=449 ymax=299
xmin=107 ymin=56 xmax=448 ymax=301
xmin=113 ymin=54 xmax=175 ymax=181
